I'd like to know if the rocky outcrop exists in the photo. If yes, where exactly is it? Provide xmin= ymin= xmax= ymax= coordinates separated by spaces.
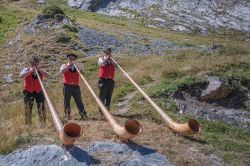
xmin=0 ymin=141 xmax=172 ymax=166
xmin=201 ymin=76 xmax=230 ymax=100
xmin=172 ymin=77 xmax=250 ymax=128
xmin=37 ymin=0 xmax=45 ymax=5
xmin=68 ymin=0 xmax=250 ymax=34
xmin=24 ymin=14 xmax=75 ymax=34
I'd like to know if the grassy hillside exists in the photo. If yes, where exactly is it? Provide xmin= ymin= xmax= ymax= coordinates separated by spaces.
xmin=0 ymin=0 xmax=249 ymax=165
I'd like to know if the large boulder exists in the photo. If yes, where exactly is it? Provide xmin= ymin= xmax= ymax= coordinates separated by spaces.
xmin=88 ymin=141 xmax=172 ymax=166
xmin=0 ymin=141 xmax=172 ymax=166
xmin=0 ymin=145 xmax=91 ymax=166
xmin=201 ymin=76 xmax=230 ymax=100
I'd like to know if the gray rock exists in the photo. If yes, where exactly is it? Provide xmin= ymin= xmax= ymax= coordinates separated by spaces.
xmin=209 ymin=154 xmax=223 ymax=166
xmin=173 ymin=83 xmax=250 ymax=128
xmin=173 ymin=25 xmax=189 ymax=32
xmin=3 ymin=74 xmax=13 ymax=83
xmin=37 ymin=0 xmax=45 ymax=5
xmin=201 ymin=76 xmax=230 ymax=100
xmin=0 ymin=141 xmax=172 ymax=166
xmin=88 ymin=141 xmax=172 ymax=166
xmin=67 ymin=0 xmax=250 ymax=34
xmin=7 ymin=40 xmax=14 ymax=47
xmin=78 ymin=26 xmax=123 ymax=55
xmin=24 ymin=14 xmax=75 ymax=34
xmin=78 ymin=26 xmax=204 ymax=56
xmin=0 ymin=144 xmax=92 ymax=166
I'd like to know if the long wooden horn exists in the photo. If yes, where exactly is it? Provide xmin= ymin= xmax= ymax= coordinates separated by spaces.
xmin=35 ymin=69 xmax=82 ymax=145
xmin=74 ymin=64 xmax=143 ymax=140
xmin=110 ymin=58 xmax=200 ymax=136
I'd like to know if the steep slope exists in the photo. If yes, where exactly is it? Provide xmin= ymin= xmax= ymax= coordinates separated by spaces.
xmin=68 ymin=0 xmax=250 ymax=34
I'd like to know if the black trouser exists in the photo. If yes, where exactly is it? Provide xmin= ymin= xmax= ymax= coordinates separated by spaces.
xmin=23 ymin=90 xmax=46 ymax=124
xmin=98 ymin=78 xmax=115 ymax=110
xmin=63 ymin=84 xmax=85 ymax=116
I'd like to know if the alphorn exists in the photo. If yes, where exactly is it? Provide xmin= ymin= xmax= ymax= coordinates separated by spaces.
xmin=35 ymin=69 xmax=82 ymax=145
xmin=110 ymin=58 xmax=200 ymax=136
xmin=74 ymin=64 xmax=143 ymax=140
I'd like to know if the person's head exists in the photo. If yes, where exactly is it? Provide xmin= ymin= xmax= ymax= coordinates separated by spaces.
xmin=103 ymin=48 xmax=112 ymax=56
xmin=67 ymin=54 xmax=77 ymax=62
xmin=30 ymin=56 xmax=40 ymax=67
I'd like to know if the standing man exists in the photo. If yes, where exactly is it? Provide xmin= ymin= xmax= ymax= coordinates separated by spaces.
xmin=20 ymin=56 xmax=49 ymax=125
xmin=98 ymin=48 xmax=117 ymax=112
xmin=60 ymin=53 xmax=88 ymax=120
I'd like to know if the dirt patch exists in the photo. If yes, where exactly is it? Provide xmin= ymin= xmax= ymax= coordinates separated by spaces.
xmin=114 ymin=92 xmax=137 ymax=115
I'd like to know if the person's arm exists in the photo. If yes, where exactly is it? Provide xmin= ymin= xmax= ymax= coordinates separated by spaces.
xmin=20 ymin=67 xmax=33 ymax=79
xmin=75 ymin=63 xmax=84 ymax=74
xmin=60 ymin=63 xmax=72 ymax=74
xmin=98 ymin=56 xmax=110 ymax=66
xmin=110 ymin=58 xmax=118 ymax=68
xmin=38 ymin=69 xmax=49 ymax=78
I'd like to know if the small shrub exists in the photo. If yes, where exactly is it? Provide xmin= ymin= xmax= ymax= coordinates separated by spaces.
xmin=138 ymin=76 xmax=154 ymax=85
xmin=16 ymin=132 xmax=32 ymax=146
xmin=54 ymin=14 xmax=65 ymax=21
xmin=162 ymin=70 xmax=182 ymax=79
xmin=63 ymin=24 xmax=79 ymax=33
xmin=57 ymin=33 xmax=71 ymax=43
xmin=192 ymin=26 xmax=201 ymax=34
xmin=42 ymin=6 xmax=65 ymax=19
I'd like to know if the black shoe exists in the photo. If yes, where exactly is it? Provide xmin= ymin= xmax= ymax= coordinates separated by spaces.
xmin=79 ymin=112 xmax=88 ymax=120
xmin=64 ymin=112 xmax=71 ymax=121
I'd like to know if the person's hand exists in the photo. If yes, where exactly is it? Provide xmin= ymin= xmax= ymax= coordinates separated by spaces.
xmin=67 ymin=62 xmax=74 ymax=69
xmin=69 ymin=62 xmax=74 ymax=66
xmin=30 ymin=67 xmax=35 ymax=72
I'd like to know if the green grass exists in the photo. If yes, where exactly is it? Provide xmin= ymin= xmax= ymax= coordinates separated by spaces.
xmin=218 ymin=44 xmax=249 ymax=56
xmin=112 ymin=84 xmax=135 ymax=102
xmin=149 ymin=75 xmax=200 ymax=97
xmin=82 ymin=58 xmax=98 ymax=76
xmin=0 ymin=131 xmax=32 ymax=154
xmin=216 ymin=62 xmax=250 ymax=83
xmin=0 ymin=7 xmax=36 ymax=44
xmin=200 ymin=120 xmax=250 ymax=163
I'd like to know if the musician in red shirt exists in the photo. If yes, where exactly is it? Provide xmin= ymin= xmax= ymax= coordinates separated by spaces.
xmin=98 ymin=48 xmax=117 ymax=112
xmin=60 ymin=54 xmax=88 ymax=120
xmin=20 ymin=57 xmax=49 ymax=125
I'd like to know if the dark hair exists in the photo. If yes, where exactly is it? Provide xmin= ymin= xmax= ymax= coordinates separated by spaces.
xmin=67 ymin=53 xmax=77 ymax=59
xmin=30 ymin=56 xmax=40 ymax=63
xmin=103 ymin=47 xmax=112 ymax=53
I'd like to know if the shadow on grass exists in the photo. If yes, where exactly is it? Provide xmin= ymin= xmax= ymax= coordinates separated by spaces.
xmin=183 ymin=136 xmax=208 ymax=145
xmin=113 ymin=113 xmax=146 ymax=120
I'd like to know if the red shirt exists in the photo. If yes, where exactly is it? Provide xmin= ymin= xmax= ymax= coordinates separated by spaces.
xmin=98 ymin=62 xmax=115 ymax=80
xmin=62 ymin=65 xmax=79 ymax=86
xmin=23 ymin=69 xmax=43 ymax=93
